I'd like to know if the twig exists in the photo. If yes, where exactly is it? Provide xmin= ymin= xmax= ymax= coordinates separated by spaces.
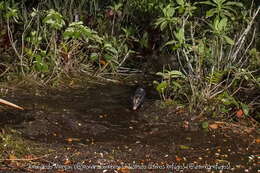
xmin=231 ymin=6 xmax=260 ymax=63
xmin=176 ymin=50 xmax=187 ymax=75
xmin=118 ymin=50 xmax=131 ymax=68
xmin=0 ymin=64 xmax=10 ymax=77
xmin=0 ymin=98 xmax=24 ymax=110
xmin=240 ymin=28 xmax=256 ymax=67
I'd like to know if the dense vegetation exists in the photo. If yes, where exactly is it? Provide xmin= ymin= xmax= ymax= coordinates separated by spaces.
xmin=0 ymin=0 xmax=259 ymax=122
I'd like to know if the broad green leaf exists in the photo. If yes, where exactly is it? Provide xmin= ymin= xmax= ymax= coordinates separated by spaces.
xmin=178 ymin=7 xmax=185 ymax=14
xmin=43 ymin=9 xmax=65 ymax=30
xmin=163 ymin=4 xmax=175 ymax=17
xmin=223 ymin=35 xmax=234 ymax=45
xmin=218 ymin=18 xmax=227 ymax=31
xmin=174 ymin=28 xmax=185 ymax=43
xmin=156 ymin=81 xmax=168 ymax=93
xmin=213 ymin=17 xmax=220 ymax=31
xmin=176 ymin=0 xmax=184 ymax=6
xmin=206 ymin=9 xmax=217 ymax=18
xmin=225 ymin=2 xmax=244 ymax=8
xmin=166 ymin=6 xmax=175 ymax=17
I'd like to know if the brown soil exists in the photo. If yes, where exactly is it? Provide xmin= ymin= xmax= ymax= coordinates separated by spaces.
xmin=0 ymin=84 xmax=259 ymax=173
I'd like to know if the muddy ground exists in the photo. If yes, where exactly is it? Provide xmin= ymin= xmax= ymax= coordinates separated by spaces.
xmin=0 ymin=83 xmax=259 ymax=173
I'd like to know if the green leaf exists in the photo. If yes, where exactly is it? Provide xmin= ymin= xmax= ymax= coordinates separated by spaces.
xmin=160 ymin=20 xmax=168 ymax=31
xmin=156 ymin=72 xmax=164 ymax=77
xmin=164 ymin=40 xmax=177 ymax=47
xmin=221 ymin=10 xmax=234 ymax=19
xmin=43 ymin=9 xmax=65 ymax=30
xmin=218 ymin=17 xmax=227 ymax=31
xmin=219 ymin=92 xmax=239 ymax=107
xmin=172 ymin=44 xmax=181 ymax=50
xmin=202 ymin=121 xmax=209 ymax=129
xmin=41 ymin=64 xmax=49 ymax=72
xmin=172 ymin=81 xmax=182 ymax=89
xmin=30 ymin=8 xmax=38 ymax=17
xmin=90 ymin=53 xmax=99 ymax=61
xmin=220 ymin=105 xmax=229 ymax=113
xmin=153 ymin=80 xmax=159 ymax=86
xmin=222 ymin=6 xmax=237 ymax=15
xmin=0 ymin=2 xmax=4 ymax=10
xmin=6 ymin=8 xmax=19 ymax=20
xmin=168 ymin=70 xmax=185 ymax=78
xmin=178 ymin=6 xmax=185 ymax=14
xmin=105 ymin=46 xmax=118 ymax=55
xmin=176 ymin=0 xmax=184 ymax=6
xmin=197 ymin=1 xmax=216 ymax=6
xmin=155 ymin=18 xmax=164 ymax=27
xmin=206 ymin=9 xmax=217 ymax=18
xmin=104 ymin=54 xmax=113 ymax=60
xmin=225 ymin=2 xmax=244 ymax=8
xmin=163 ymin=4 xmax=175 ymax=17
xmin=104 ymin=43 xmax=112 ymax=48
xmin=174 ymin=28 xmax=185 ymax=43
xmin=223 ymin=35 xmax=234 ymax=45
xmin=166 ymin=6 xmax=175 ymax=17
xmin=212 ymin=0 xmax=221 ymax=4
xmin=213 ymin=17 xmax=220 ymax=31
xmin=156 ymin=81 xmax=168 ymax=94
xmin=241 ymin=103 xmax=249 ymax=116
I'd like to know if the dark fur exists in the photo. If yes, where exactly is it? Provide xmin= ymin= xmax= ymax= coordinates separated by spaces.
xmin=132 ymin=87 xmax=146 ymax=110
